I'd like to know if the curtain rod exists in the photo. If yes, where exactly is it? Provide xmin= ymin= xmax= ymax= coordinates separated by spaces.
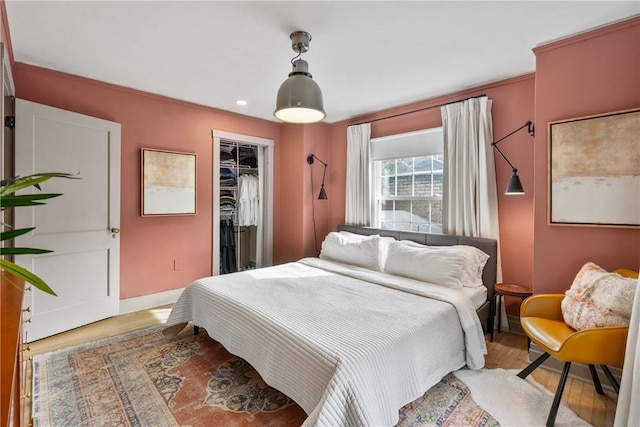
xmin=348 ymin=93 xmax=487 ymax=127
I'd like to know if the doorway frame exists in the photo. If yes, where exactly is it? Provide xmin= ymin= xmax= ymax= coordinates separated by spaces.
xmin=212 ymin=130 xmax=274 ymax=275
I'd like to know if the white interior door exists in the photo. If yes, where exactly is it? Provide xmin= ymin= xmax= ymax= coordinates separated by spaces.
xmin=15 ymin=99 xmax=121 ymax=342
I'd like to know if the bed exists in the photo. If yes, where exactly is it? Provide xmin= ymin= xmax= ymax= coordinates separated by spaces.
xmin=163 ymin=225 xmax=497 ymax=427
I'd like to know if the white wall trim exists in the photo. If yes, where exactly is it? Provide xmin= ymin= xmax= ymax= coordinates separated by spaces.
xmin=119 ymin=288 xmax=184 ymax=315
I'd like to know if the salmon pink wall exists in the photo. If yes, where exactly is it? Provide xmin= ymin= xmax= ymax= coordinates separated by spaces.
xmin=302 ymin=123 xmax=330 ymax=258
xmin=328 ymin=124 xmax=347 ymax=232
xmin=13 ymin=64 xmax=282 ymax=299
xmin=328 ymin=75 xmax=536 ymax=289
xmin=275 ymin=124 xmax=305 ymax=264
xmin=274 ymin=122 xmax=330 ymax=263
xmin=532 ymin=17 xmax=640 ymax=294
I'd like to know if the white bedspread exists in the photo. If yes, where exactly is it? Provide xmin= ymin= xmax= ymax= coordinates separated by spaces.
xmin=164 ymin=258 xmax=487 ymax=427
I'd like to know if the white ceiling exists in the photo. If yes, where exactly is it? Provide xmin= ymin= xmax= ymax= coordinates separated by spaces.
xmin=5 ymin=1 xmax=639 ymax=124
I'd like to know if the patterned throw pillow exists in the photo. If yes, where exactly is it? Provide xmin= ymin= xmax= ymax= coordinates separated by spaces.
xmin=561 ymin=262 xmax=638 ymax=331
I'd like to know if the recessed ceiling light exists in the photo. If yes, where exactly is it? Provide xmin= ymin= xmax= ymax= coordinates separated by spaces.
xmin=236 ymin=100 xmax=247 ymax=106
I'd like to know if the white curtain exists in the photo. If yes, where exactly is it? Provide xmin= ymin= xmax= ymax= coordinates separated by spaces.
xmin=614 ymin=275 xmax=640 ymax=426
xmin=440 ymin=96 xmax=500 ymax=241
xmin=345 ymin=123 xmax=371 ymax=225
xmin=441 ymin=97 xmax=504 ymax=328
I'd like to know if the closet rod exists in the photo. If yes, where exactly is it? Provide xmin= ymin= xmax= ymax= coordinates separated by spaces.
xmin=348 ymin=93 xmax=487 ymax=127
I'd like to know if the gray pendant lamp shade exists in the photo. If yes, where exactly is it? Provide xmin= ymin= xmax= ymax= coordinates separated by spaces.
xmin=274 ymin=31 xmax=326 ymax=124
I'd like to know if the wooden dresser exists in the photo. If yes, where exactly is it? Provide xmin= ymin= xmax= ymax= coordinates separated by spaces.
xmin=1 ymin=273 xmax=26 ymax=427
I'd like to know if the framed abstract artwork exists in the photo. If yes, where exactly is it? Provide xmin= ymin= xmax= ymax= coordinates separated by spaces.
xmin=141 ymin=148 xmax=197 ymax=216
xmin=548 ymin=108 xmax=640 ymax=228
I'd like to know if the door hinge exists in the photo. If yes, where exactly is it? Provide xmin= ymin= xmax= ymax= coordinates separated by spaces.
xmin=4 ymin=115 xmax=15 ymax=128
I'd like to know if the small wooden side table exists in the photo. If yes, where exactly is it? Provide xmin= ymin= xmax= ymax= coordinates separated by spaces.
xmin=493 ymin=283 xmax=533 ymax=341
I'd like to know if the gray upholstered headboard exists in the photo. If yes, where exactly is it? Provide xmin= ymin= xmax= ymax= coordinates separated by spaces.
xmin=337 ymin=225 xmax=497 ymax=330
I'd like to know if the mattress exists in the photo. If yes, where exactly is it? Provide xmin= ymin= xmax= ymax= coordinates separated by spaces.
xmin=464 ymin=285 xmax=488 ymax=310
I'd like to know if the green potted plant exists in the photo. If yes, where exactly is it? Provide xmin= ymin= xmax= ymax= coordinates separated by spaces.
xmin=1 ymin=172 xmax=77 ymax=295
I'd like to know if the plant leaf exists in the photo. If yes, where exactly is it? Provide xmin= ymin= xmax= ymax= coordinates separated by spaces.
xmin=0 ymin=172 xmax=78 ymax=297
xmin=0 ymin=172 xmax=79 ymax=196
xmin=1 ymin=176 xmax=51 ymax=195
xmin=1 ymin=247 xmax=53 ymax=255
xmin=0 ymin=227 xmax=35 ymax=241
xmin=0 ymin=259 xmax=57 ymax=296
xmin=0 ymin=193 xmax=63 ymax=208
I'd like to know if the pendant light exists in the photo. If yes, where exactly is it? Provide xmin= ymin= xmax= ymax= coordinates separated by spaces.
xmin=274 ymin=31 xmax=326 ymax=124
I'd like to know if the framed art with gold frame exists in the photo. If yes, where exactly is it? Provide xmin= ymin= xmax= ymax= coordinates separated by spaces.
xmin=141 ymin=148 xmax=197 ymax=216
xmin=548 ymin=108 xmax=639 ymax=228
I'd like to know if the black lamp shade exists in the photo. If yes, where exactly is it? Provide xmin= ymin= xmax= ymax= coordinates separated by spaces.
xmin=318 ymin=186 xmax=328 ymax=200
xmin=505 ymin=173 xmax=524 ymax=195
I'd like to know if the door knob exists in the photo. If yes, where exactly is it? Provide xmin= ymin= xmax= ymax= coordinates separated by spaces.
xmin=111 ymin=228 xmax=120 ymax=234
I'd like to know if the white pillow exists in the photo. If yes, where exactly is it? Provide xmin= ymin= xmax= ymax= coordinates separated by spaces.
xmin=338 ymin=231 xmax=395 ymax=270
xmin=338 ymin=230 xmax=372 ymax=241
xmin=320 ymin=232 xmax=382 ymax=271
xmin=399 ymin=241 xmax=489 ymax=288
xmin=383 ymin=241 xmax=466 ymax=289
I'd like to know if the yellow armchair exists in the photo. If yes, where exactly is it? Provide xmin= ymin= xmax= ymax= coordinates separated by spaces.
xmin=517 ymin=268 xmax=639 ymax=427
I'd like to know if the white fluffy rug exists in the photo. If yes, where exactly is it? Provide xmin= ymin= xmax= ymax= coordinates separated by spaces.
xmin=455 ymin=368 xmax=592 ymax=427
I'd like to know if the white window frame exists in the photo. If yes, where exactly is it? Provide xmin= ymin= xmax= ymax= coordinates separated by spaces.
xmin=370 ymin=128 xmax=444 ymax=233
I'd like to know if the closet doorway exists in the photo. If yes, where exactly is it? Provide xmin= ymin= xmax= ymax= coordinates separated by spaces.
xmin=212 ymin=130 xmax=274 ymax=275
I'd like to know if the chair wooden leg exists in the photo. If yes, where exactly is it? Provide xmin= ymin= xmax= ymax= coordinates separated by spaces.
xmin=588 ymin=364 xmax=604 ymax=395
xmin=518 ymin=352 xmax=551 ymax=379
xmin=601 ymin=365 xmax=620 ymax=394
xmin=546 ymin=362 xmax=571 ymax=427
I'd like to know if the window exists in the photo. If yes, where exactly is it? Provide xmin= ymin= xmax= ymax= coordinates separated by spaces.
xmin=370 ymin=128 xmax=443 ymax=233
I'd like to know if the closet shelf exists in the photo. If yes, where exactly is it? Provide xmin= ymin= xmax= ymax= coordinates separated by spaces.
xmin=220 ymin=165 xmax=257 ymax=171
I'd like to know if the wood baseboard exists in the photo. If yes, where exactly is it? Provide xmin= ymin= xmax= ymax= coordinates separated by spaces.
xmin=119 ymin=288 xmax=183 ymax=315
xmin=507 ymin=314 xmax=525 ymax=335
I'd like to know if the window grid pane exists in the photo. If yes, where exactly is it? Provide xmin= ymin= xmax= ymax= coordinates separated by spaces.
xmin=375 ymin=153 xmax=443 ymax=233
xmin=396 ymin=175 xmax=412 ymax=196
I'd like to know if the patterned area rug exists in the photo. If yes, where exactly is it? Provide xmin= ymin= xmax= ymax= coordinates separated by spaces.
xmin=32 ymin=325 xmax=497 ymax=427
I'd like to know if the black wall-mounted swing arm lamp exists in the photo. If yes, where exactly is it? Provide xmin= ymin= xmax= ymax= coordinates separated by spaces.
xmin=491 ymin=120 xmax=534 ymax=195
xmin=307 ymin=154 xmax=328 ymax=199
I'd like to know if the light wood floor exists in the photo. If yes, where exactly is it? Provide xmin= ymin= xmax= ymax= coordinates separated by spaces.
xmin=26 ymin=306 xmax=618 ymax=427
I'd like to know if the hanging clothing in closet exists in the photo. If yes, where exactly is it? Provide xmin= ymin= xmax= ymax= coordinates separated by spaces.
xmin=220 ymin=219 xmax=237 ymax=274
xmin=238 ymin=174 xmax=260 ymax=226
